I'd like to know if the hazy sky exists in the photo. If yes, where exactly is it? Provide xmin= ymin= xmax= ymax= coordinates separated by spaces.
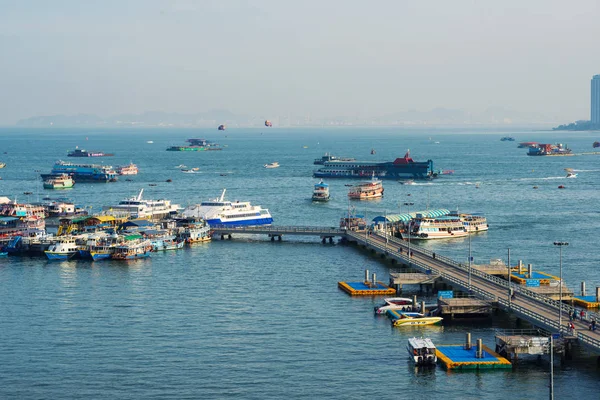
xmin=1 ymin=0 xmax=599 ymax=124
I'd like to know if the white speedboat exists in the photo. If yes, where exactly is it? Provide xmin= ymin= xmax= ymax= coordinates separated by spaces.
xmin=374 ymin=297 xmax=413 ymax=314
xmin=407 ymin=337 xmax=437 ymax=366
xmin=182 ymin=189 xmax=273 ymax=226
xmin=264 ymin=162 xmax=280 ymax=169
xmin=565 ymin=169 xmax=577 ymax=178
xmin=102 ymin=189 xmax=180 ymax=219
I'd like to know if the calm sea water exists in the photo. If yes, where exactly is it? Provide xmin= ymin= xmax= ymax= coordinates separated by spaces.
xmin=1 ymin=127 xmax=599 ymax=399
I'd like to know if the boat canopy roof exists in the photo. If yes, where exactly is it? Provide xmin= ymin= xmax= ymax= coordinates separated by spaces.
xmin=372 ymin=209 xmax=449 ymax=223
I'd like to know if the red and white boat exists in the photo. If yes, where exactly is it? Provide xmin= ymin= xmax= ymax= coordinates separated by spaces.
xmin=116 ymin=163 xmax=138 ymax=175
xmin=348 ymin=174 xmax=384 ymax=200
xmin=374 ymin=297 xmax=413 ymax=314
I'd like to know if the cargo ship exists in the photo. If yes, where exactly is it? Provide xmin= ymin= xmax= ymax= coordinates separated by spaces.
xmin=166 ymin=138 xmax=222 ymax=151
xmin=41 ymin=160 xmax=118 ymax=182
xmin=313 ymin=150 xmax=435 ymax=180
xmin=67 ymin=147 xmax=114 ymax=157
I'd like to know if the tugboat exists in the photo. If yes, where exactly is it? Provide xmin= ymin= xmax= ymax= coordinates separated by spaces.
xmin=312 ymin=179 xmax=330 ymax=202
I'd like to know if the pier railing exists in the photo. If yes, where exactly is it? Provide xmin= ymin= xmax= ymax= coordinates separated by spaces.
xmin=210 ymin=225 xmax=346 ymax=236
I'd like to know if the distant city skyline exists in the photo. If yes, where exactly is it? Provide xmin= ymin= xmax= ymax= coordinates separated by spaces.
xmin=1 ymin=0 xmax=599 ymax=126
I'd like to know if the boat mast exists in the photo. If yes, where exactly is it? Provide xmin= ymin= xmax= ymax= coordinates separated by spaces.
xmin=219 ymin=189 xmax=227 ymax=202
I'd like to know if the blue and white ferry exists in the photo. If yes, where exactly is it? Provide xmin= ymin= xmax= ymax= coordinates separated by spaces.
xmin=182 ymin=189 xmax=273 ymax=226
xmin=41 ymin=160 xmax=118 ymax=182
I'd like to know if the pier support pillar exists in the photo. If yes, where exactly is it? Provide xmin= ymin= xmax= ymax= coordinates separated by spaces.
xmin=277 ymin=235 xmax=282 ymax=241
xmin=271 ymin=236 xmax=275 ymax=242
xmin=220 ymin=235 xmax=225 ymax=240
xmin=322 ymin=237 xmax=326 ymax=244
xmin=412 ymin=295 xmax=418 ymax=312
xmin=329 ymin=237 xmax=333 ymax=244
xmin=228 ymin=234 xmax=232 ymax=240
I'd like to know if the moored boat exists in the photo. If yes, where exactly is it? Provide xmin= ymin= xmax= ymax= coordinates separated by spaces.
xmin=312 ymin=179 xmax=330 ymax=202
xmin=407 ymin=337 xmax=437 ymax=366
xmin=44 ymin=237 xmax=79 ymax=260
xmin=102 ymin=189 xmax=180 ymax=219
xmin=374 ymin=297 xmax=413 ymax=315
xmin=43 ymin=174 xmax=75 ymax=189
xmin=182 ymin=189 xmax=273 ymax=227
xmin=404 ymin=214 xmax=468 ymax=240
xmin=389 ymin=311 xmax=443 ymax=327
xmin=152 ymin=238 xmax=185 ymax=251
xmin=111 ymin=235 xmax=152 ymax=260
xmin=448 ymin=211 xmax=489 ymax=233
xmin=348 ymin=175 xmax=384 ymax=200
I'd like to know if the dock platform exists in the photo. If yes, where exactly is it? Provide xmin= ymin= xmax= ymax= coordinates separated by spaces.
xmin=436 ymin=345 xmax=512 ymax=370
xmin=437 ymin=298 xmax=493 ymax=319
xmin=338 ymin=281 xmax=396 ymax=296
xmin=572 ymin=296 xmax=600 ymax=308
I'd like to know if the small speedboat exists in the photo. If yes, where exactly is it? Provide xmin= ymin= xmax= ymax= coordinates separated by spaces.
xmin=264 ymin=162 xmax=280 ymax=169
xmin=147 ymin=141 xmax=154 ymax=144
xmin=389 ymin=310 xmax=443 ymax=327
xmin=374 ymin=297 xmax=413 ymax=314
xmin=565 ymin=168 xmax=577 ymax=178
xmin=400 ymin=179 xmax=415 ymax=185
xmin=558 ymin=185 xmax=565 ymax=189
xmin=407 ymin=337 xmax=437 ymax=366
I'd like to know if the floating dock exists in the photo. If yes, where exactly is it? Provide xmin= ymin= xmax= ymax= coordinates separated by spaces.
xmin=338 ymin=281 xmax=396 ymax=296
xmin=436 ymin=345 xmax=512 ymax=370
xmin=572 ymin=296 xmax=600 ymax=308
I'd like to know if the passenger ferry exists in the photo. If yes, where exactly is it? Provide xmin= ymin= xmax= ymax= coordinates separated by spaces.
xmin=312 ymin=179 xmax=330 ymax=202
xmin=313 ymin=153 xmax=356 ymax=165
xmin=407 ymin=337 xmax=437 ymax=366
xmin=348 ymin=175 xmax=384 ymax=200
xmin=182 ymin=189 xmax=273 ymax=226
xmin=45 ymin=237 xmax=79 ymax=260
xmin=102 ymin=189 xmax=180 ymax=219
xmin=314 ymin=150 xmax=435 ymax=180
xmin=404 ymin=214 xmax=468 ymax=240
xmin=43 ymin=174 xmax=74 ymax=189
xmin=448 ymin=211 xmax=489 ymax=233
xmin=116 ymin=163 xmax=138 ymax=175
xmin=41 ymin=160 xmax=118 ymax=182
xmin=67 ymin=147 xmax=114 ymax=157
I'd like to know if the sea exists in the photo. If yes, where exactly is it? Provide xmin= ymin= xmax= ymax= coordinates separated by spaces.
xmin=0 ymin=126 xmax=599 ymax=399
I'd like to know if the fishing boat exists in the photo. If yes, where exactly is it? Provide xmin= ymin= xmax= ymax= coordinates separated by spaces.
xmin=312 ymin=180 xmax=330 ymax=202
xmin=44 ymin=237 xmax=79 ymax=260
xmin=116 ymin=163 xmax=138 ymax=175
xmin=404 ymin=213 xmax=468 ymax=240
xmin=314 ymin=150 xmax=435 ymax=180
xmin=79 ymin=234 xmax=120 ymax=261
xmin=374 ymin=297 xmax=413 ymax=315
xmin=348 ymin=174 xmax=383 ymax=200
xmin=152 ymin=238 xmax=185 ymax=251
xmin=67 ymin=147 xmax=114 ymax=157
xmin=182 ymin=189 xmax=273 ymax=226
xmin=111 ymin=235 xmax=152 ymax=260
xmin=178 ymin=221 xmax=212 ymax=243
xmin=407 ymin=337 xmax=438 ymax=366
xmin=264 ymin=162 xmax=280 ymax=169
xmin=43 ymin=174 xmax=75 ymax=189
xmin=390 ymin=311 xmax=443 ymax=327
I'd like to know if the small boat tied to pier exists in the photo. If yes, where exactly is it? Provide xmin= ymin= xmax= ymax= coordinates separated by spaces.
xmin=407 ymin=337 xmax=437 ymax=366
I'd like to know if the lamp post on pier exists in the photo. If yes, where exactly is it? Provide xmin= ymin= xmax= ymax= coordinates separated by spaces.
xmin=553 ymin=241 xmax=568 ymax=334
xmin=404 ymin=202 xmax=414 ymax=267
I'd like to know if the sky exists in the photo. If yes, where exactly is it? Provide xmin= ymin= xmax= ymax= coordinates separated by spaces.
xmin=0 ymin=0 xmax=599 ymax=125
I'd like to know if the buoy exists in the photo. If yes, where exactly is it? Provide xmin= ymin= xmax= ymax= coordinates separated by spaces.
xmin=558 ymin=185 xmax=565 ymax=189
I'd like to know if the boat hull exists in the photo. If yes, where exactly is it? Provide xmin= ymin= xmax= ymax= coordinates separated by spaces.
xmin=206 ymin=217 xmax=273 ymax=226
xmin=90 ymin=252 xmax=112 ymax=261
xmin=112 ymin=253 xmax=151 ymax=260
xmin=393 ymin=317 xmax=443 ymax=327
xmin=45 ymin=251 xmax=77 ymax=261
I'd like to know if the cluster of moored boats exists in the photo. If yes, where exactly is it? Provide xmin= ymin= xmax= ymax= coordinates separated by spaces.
xmin=0 ymin=188 xmax=274 ymax=260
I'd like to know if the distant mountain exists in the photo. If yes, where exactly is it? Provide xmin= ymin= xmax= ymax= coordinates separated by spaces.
xmin=16 ymin=110 xmax=253 ymax=127
xmin=552 ymin=120 xmax=600 ymax=131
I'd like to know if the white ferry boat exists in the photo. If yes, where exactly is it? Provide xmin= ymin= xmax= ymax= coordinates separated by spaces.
xmin=448 ymin=211 xmax=489 ymax=233
xmin=312 ymin=179 xmax=330 ymax=202
xmin=182 ymin=189 xmax=273 ymax=226
xmin=407 ymin=337 xmax=437 ymax=366
xmin=404 ymin=214 xmax=468 ymax=240
xmin=102 ymin=189 xmax=180 ymax=219
xmin=348 ymin=175 xmax=384 ymax=200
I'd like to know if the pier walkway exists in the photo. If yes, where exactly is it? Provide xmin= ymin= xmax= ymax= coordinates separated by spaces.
xmin=209 ymin=224 xmax=600 ymax=353
xmin=346 ymin=230 xmax=600 ymax=353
